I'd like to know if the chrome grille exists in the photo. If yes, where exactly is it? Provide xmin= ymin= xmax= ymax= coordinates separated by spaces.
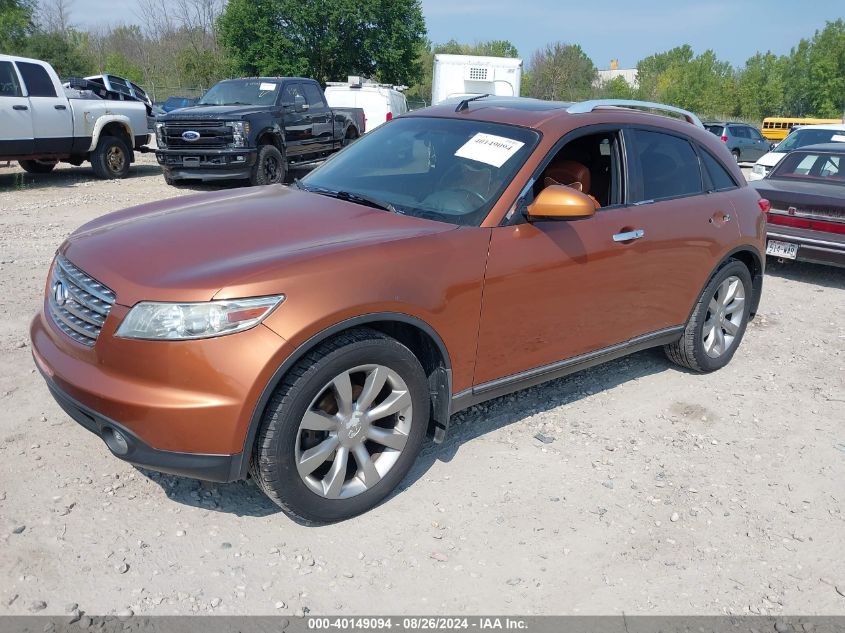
xmin=48 ymin=256 xmax=115 ymax=346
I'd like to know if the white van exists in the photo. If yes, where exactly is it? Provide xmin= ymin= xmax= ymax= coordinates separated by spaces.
xmin=748 ymin=123 xmax=845 ymax=180
xmin=325 ymin=78 xmax=408 ymax=132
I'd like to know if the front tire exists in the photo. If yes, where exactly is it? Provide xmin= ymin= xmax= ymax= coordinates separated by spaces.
xmin=664 ymin=259 xmax=752 ymax=373
xmin=249 ymin=144 xmax=285 ymax=186
xmin=251 ymin=328 xmax=430 ymax=523
xmin=19 ymin=159 xmax=57 ymax=174
xmin=90 ymin=135 xmax=131 ymax=179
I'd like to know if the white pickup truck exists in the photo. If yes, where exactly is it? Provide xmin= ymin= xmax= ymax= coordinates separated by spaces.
xmin=0 ymin=54 xmax=153 ymax=178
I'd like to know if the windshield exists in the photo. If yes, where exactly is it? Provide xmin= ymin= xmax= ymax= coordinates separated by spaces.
xmin=775 ymin=128 xmax=845 ymax=153
xmin=198 ymin=79 xmax=280 ymax=106
xmin=770 ymin=150 xmax=845 ymax=184
xmin=300 ymin=117 xmax=540 ymax=226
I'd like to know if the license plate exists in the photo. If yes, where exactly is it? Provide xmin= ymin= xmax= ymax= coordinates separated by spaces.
xmin=182 ymin=156 xmax=200 ymax=167
xmin=766 ymin=239 xmax=799 ymax=259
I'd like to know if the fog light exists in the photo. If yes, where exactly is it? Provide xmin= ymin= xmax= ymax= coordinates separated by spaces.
xmin=234 ymin=155 xmax=244 ymax=162
xmin=103 ymin=427 xmax=129 ymax=455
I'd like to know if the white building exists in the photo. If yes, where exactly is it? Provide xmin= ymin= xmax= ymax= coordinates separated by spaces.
xmin=595 ymin=59 xmax=638 ymax=88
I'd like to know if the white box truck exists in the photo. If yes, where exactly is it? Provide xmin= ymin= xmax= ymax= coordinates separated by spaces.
xmin=431 ymin=54 xmax=523 ymax=105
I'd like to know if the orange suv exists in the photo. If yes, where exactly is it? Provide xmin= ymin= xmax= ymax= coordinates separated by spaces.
xmin=31 ymin=98 xmax=767 ymax=522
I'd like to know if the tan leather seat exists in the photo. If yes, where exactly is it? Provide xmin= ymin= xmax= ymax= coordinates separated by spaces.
xmin=543 ymin=159 xmax=600 ymax=208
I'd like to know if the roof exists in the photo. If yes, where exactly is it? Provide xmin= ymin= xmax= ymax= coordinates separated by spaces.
xmin=407 ymin=96 xmax=706 ymax=134
xmin=787 ymin=142 xmax=845 ymax=153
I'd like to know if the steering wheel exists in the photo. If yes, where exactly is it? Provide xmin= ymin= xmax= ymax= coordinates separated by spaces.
xmin=420 ymin=188 xmax=486 ymax=215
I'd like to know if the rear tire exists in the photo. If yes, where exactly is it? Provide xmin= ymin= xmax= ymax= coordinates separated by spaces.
xmin=90 ymin=135 xmax=131 ymax=179
xmin=732 ymin=149 xmax=740 ymax=163
xmin=664 ymin=259 xmax=752 ymax=373
xmin=19 ymin=159 xmax=57 ymax=174
xmin=250 ymin=328 xmax=429 ymax=524
xmin=249 ymin=144 xmax=285 ymax=186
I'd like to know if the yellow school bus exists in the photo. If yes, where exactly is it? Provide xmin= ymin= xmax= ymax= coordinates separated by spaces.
xmin=761 ymin=117 xmax=843 ymax=141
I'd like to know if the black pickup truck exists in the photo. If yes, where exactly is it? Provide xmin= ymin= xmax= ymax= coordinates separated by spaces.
xmin=154 ymin=77 xmax=365 ymax=186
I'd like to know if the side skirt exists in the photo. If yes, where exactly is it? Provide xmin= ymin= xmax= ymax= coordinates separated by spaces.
xmin=450 ymin=326 xmax=684 ymax=415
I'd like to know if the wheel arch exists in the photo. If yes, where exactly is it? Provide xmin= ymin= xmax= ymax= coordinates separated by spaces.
xmin=235 ymin=312 xmax=453 ymax=480
xmin=686 ymin=245 xmax=764 ymax=325
xmin=256 ymin=126 xmax=285 ymax=152
xmin=88 ymin=116 xmax=133 ymax=154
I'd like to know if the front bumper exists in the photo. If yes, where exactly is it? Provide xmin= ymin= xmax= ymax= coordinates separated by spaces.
xmin=155 ymin=148 xmax=257 ymax=181
xmin=30 ymin=304 xmax=289 ymax=481
xmin=42 ymin=372 xmax=242 ymax=482
xmin=767 ymin=226 xmax=845 ymax=268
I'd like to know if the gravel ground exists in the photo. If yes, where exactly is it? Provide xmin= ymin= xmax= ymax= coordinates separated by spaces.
xmin=0 ymin=155 xmax=843 ymax=617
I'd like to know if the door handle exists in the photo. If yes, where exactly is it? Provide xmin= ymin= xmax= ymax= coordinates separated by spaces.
xmin=54 ymin=104 xmax=67 ymax=110
xmin=612 ymin=229 xmax=645 ymax=242
xmin=13 ymin=104 xmax=28 ymax=111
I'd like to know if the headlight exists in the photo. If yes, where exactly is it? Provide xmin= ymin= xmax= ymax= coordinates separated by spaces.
xmin=155 ymin=122 xmax=166 ymax=148
xmin=116 ymin=295 xmax=284 ymax=340
xmin=226 ymin=121 xmax=250 ymax=147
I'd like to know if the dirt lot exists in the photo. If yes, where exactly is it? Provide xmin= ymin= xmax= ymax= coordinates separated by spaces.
xmin=0 ymin=155 xmax=843 ymax=617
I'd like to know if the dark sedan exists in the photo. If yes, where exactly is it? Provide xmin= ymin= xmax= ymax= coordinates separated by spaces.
xmin=751 ymin=143 xmax=845 ymax=268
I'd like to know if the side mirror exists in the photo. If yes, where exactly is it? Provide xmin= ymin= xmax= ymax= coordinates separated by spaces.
xmin=526 ymin=185 xmax=596 ymax=221
xmin=294 ymin=94 xmax=308 ymax=112
xmin=770 ymin=143 xmax=776 ymax=151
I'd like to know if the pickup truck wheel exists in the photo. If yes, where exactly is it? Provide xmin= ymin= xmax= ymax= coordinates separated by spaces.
xmin=250 ymin=328 xmax=429 ymax=523
xmin=19 ymin=159 xmax=57 ymax=174
xmin=91 ymin=135 xmax=131 ymax=179
xmin=250 ymin=145 xmax=285 ymax=186
xmin=162 ymin=169 xmax=176 ymax=186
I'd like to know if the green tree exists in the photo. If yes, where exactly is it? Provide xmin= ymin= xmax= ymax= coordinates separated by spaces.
xmin=598 ymin=75 xmax=635 ymax=100
xmin=735 ymin=52 xmax=785 ymax=119
xmin=806 ymin=19 xmax=845 ymax=117
xmin=23 ymin=30 xmax=94 ymax=76
xmin=636 ymin=45 xmax=693 ymax=102
xmin=0 ymin=0 xmax=36 ymax=53
xmin=218 ymin=0 xmax=426 ymax=86
xmin=524 ymin=42 xmax=595 ymax=102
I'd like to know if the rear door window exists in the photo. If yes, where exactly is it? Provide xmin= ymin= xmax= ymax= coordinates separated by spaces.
xmin=0 ymin=61 xmax=23 ymax=97
xmin=630 ymin=129 xmax=703 ymax=202
xmin=303 ymin=83 xmax=326 ymax=109
xmin=16 ymin=62 xmax=57 ymax=97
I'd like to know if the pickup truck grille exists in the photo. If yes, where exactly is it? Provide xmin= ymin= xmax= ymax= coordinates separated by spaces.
xmin=48 ymin=256 xmax=115 ymax=346
xmin=163 ymin=120 xmax=234 ymax=148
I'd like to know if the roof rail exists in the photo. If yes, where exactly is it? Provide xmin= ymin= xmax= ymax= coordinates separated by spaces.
xmin=566 ymin=99 xmax=704 ymax=128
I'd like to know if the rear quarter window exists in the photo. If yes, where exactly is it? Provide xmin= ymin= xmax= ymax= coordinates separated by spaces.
xmin=700 ymin=149 xmax=738 ymax=191
xmin=631 ymin=129 xmax=703 ymax=202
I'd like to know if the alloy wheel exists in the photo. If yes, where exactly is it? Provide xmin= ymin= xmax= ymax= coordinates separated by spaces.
xmin=295 ymin=364 xmax=413 ymax=499
xmin=702 ymin=275 xmax=746 ymax=358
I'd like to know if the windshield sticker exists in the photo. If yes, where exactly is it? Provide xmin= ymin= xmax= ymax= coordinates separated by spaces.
xmin=831 ymin=134 xmax=845 ymax=142
xmin=455 ymin=133 xmax=525 ymax=168
xmin=259 ymin=82 xmax=278 ymax=91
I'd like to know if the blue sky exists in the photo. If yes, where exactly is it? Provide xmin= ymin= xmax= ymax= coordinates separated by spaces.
xmin=68 ymin=0 xmax=844 ymax=69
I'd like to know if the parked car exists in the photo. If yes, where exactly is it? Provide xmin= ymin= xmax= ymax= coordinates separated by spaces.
xmin=748 ymin=123 xmax=845 ymax=181
xmin=1 ymin=54 xmax=153 ymax=178
xmin=750 ymin=143 xmax=845 ymax=267
xmin=161 ymin=96 xmax=198 ymax=113
xmin=154 ymin=77 xmax=365 ymax=186
xmin=325 ymin=77 xmax=407 ymax=131
xmin=704 ymin=121 xmax=771 ymax=163
xmin=31 ymin=98 xmax=766 ymax=522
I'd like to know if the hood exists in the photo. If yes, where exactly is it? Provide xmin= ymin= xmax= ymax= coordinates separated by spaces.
xmin=62 ymin=186 xmax=456 ymax=306
xmin=158 ymin=104 xmax=272 ymax=120
xmin=756 ymin=151 xmax=785 ymax=167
